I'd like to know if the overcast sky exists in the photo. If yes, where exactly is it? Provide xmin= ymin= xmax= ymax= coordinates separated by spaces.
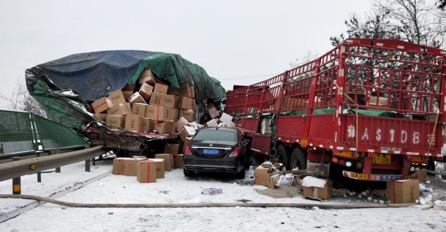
xmin=0 ymin=0 xmax=372 ymax=109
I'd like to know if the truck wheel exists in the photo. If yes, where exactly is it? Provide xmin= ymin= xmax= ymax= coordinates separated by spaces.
xmin=276 ymin=144 xmax=289 ymax=169
xmin=290 ymin=147 xmax=307 ymax=170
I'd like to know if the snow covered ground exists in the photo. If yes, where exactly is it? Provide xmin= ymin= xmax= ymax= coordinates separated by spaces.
xmin=1 ymin=160 xmax=446 ymax=232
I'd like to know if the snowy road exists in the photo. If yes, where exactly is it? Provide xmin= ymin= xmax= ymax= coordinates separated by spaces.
xmin=1 ymin=161 xmax=445 ymax=232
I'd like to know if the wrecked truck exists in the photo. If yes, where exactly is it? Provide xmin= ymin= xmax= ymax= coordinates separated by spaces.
xmin=25 ymin=50 xmax=226 ymax=156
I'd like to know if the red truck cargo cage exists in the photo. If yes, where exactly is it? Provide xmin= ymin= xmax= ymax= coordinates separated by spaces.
xmin=226 ymin=38 xmax=446 ymax=181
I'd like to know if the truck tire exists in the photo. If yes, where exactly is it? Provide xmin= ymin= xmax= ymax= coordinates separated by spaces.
xmin=290 ymin=147 xmax=307 ymax=170
xmin=276 ymin=144 xmax=289 ymax=169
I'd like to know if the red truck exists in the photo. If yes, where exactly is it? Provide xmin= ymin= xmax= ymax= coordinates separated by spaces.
xmin=225 ymin=38 xmax=446 ymax=181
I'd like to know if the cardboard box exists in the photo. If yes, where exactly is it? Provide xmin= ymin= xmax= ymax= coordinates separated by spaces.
xmin=415 ymin=169 xmax=427 ymax=183
xmin=94 ymin=113 xmax=107 ymax=121
xmin=107 ymin=102 xmax=130 ymax=116
xmin=122 ymin=83 xmax=136 ymax=91
xmin=174 ymin=154 xmax=184 ymax=168
xmin=142 ymin=117 xmax=155 ymax=132
xmin=132 ymin=103 xmax=147 ymax=117
xmin=138 ymin=69 xmax=157 ymax=85
xmin=123 ymin=157 xmax=146 ymax=176
xmin=160 ymin=94 xmax=178 ymax=108
xmin=208 ymin=107 xmax=220 ymax=118
xmin=179 ymin=83 xmax=195 ymax=98
xmin=155 ymin=153 xmax=173 ymax=171
xmin=149 ymin=92 xmax=162 ymax=105
xmin=109 ymin=90 xmax=127 ymax=106
xmin=167 ymin=87 xmax=179 ymax=95
xmin=154 ymin=83 xmax=169 ymax=94
xmin=148 ymin=158 xmax=165 ymax=178
xmin=176 ymin=116 xmax=189 ymax=132
xmin=205 ymin=119 xmax=218 ymax=127
xmin=220 ymin=112 xmax=233 ymax=123
xmin=106 ymin=115 xmax=125 ymax=128
xmin=178 ymin=96 xmax=195 ymax=110
xmin=164 ymin=143 xmax=180 ymax=156
xmin=112 ymin=157 xmax=127 ymax=175
xmin=254 ymin=166 xmax=271 ymax=186
xmin=129 ymin=92 xmax=147 ymax=105
xmin=92 ymin=97 xmax=113 ymax=113
xmin=179 ymin=126 xmax=196 ymax=142
xmin=387 ymin=179 xmax=420 ymax=203
xmin=302 ymin=176 xmax=332 ymax=200
xmin=154 ymin=121 xmax=175 ymax=134
xmin=122 ymin=90 xmax=134 ymax=101
xmin=125 ymin=114 xmax=144 ymax=132
xmin=368 ymin=96 xmax=389 ymax=107
xmin=137 ymin=160 xmax=157 ymax=183
xmin=179 ymin=109 xmax=194 ymax=122
xmin=146 ymin=105 xmax=176 ymax=121
xmin=138 ymin=82 xmax=153 ymax=101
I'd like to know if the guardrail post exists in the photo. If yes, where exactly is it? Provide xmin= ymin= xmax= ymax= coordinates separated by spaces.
xmin=12 ymin=157 xmax=21 ymax=194
xmin=50 ymin=150 xmax=61 ymax=173
xmin=85 ymin=159 xmax=90 ymax=172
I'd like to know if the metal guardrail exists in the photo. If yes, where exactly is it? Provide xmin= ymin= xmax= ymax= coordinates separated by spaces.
xmin=0 ymin=146 xmax=104 ymax=182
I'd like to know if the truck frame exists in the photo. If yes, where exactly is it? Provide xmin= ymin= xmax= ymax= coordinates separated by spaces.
xmin=226 ymin=38 xmax=446 ymax=181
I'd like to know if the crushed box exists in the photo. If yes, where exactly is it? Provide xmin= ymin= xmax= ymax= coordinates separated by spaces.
xmin=302 ymin=176 xmax=332 ymax=200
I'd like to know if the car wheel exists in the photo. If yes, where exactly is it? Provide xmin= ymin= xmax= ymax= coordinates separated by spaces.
xmin=276 ymin=144 xmax=289 ymax=169
xmin=290 ymin=147 xmax=307 ymax=170
xmin=183 ymin=168 xmax=194 ymax=177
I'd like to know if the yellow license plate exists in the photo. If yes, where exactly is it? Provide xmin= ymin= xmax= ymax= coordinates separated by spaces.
xmin=350 ymin=172 xmax=369 ymax=180
xmin=373 ymin=154 xmax=391 ymax=164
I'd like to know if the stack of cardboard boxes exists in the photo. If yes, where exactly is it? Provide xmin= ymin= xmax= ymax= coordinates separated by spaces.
xmin=91 ymin=69 xmax=196 ymax=135
xmin=112 ymin=142 xmax=183 ymax=183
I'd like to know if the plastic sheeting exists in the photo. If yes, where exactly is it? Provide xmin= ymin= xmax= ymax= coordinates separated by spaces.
xmin=26 ymin=50 xmax=226 ymax=129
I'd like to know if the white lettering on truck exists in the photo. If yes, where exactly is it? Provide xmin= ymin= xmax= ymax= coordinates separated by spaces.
xmin=347 ymin=124 xmax=422 ymax=144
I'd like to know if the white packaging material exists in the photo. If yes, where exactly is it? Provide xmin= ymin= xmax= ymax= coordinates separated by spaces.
xmin=302 ymin=176 xmax=327 ymax=188
xmin=201 ymin=188 xmax=223 ymax=195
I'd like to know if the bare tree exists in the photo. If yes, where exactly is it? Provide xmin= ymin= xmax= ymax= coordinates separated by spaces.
xmin=331 ymin=0 xmax=445 ymax=48
xmin=290 ymin=50 xmax=318 ymax=68
xmin=0 ymin=79 xmax=46 ymax=117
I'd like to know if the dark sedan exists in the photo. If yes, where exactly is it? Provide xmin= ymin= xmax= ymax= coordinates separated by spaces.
xmin=183 ymin=127 xmax=249 ymax=178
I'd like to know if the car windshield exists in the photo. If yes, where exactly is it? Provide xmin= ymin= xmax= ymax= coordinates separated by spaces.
xmin=193 ymin=130 xmax=237 ymax=142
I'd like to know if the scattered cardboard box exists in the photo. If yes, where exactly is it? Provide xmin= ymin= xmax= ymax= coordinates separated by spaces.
xmin=109 ymin=90 xmax=127 ymax=106
xmin=155 ymin=153 xmax=173 ymax=171
xmin=179 ymin=126 xmax=196 ymax=142
xmin=123 ymin=157 xmax=146 ymax=176
xmin=92 ymin=97 xmax=113 ymax=113
xmin=219 ymin=112 xmax=233 ymax=123
xmin=205 ymin=119 xmax=218 ymax=127
xmin=164 ymin=143 xmax=180 ymax=156
xmin=129 ymin=92 xmax=146 ymax=105
xmin=138 ymin=69 xmax=157 ymax=85
xmin=208 ymin=107 xmax=220 ymax=118
xmin=106 ymin=115 xmax=125 ymax=128
xmin=125 ymin=115 xmax=144 ymax=132
xmin=387 ymin=179 xmax=420 ymax=203
xmin=137 ymin=160 xmax=157 ymax=183
xmin=112 ymin=158 xmax=127 ymax=175
xmin=254 ymin=165 xmax=271 ymax=186
xmin=174 ymin=154 xmax=184 ymax=168
xmin=148 ymin=158 xmax=165 ymax=178
xmin=175 ymin=116 xmax=189 ymax=132
xmin=179 ymin=109 xmax=194 ymax=122
xmin=154 ymin=83 xmax=169 ymax=94
xmin=302 ymin=176 xmax=332 ymax=200
xmin=138 ymin=83 xmax=153 ymax=101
